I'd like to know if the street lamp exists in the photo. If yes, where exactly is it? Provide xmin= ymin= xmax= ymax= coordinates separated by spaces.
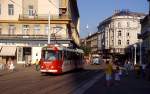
xmin=48 ymin=10 xmax=51 ymax=44
xmin=47 ymin=0 xmax=52 ymax=44
xmin=47 ymin=0 xmax=59 ymax=44
xmin=134 ymin=44 xmax=137 ymax=65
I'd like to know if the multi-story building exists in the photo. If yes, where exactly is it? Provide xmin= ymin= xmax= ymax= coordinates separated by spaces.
xmin=97 ymin=10 xmax=145 ymax=60
xmin=85 ymin=32 xmax=100 ymax=55
xmin=140 ymin=0 xmax=150 ymax=64
xmin=81 ymin=32 xmax=100 ymax=64
xmin=0 ymin=0 xmax=80 ymax=64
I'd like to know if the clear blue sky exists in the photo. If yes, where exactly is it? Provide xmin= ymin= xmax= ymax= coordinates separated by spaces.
xmin=77 ymin=0 xmax=149 ymax=38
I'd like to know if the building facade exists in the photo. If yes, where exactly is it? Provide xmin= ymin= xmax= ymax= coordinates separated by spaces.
xmin=85 ymin=32 xmax=100 ymax=55
xmin=0 ymin=0 xmax=80 ymax=64
xmin=140 ymin=7 xmax=150 ymax=64
xmin=97 ymin=10 xmax=145 ymax=61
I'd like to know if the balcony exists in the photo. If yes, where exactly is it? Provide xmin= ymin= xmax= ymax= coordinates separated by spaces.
xmin=0 ymin=34 xmax=72 ymax=45
xmin=0 ymin=34 xmax=46 ymax=39
xmin=19 ymin=14 xmax=70 ymax=21
xmin=0 ymin=34 xmax=67 ymax=40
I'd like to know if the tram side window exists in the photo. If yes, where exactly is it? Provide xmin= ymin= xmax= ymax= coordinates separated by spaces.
xmin=58 ymin=51 xmax=62 ymax=60
xmin=69 ymin=52 xmax=74 ymax=60
xmin=64 ymin=51 xmax=73 ymax=64
xmin=75 ymin=53 xmax=80 ymax=63
xmin=64 ymin=52 xmax=66 ymax=60
xmin=64 ymin=51 xmax=68 ymax=60
xmin=80 ymin=54 xmax=83 ymax=64
xmin=64 ymin=51 xmax=70 ymax=60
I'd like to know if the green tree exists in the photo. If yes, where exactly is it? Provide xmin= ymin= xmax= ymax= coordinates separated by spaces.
xmin=80 ymin=46 xmax=91 ymax=56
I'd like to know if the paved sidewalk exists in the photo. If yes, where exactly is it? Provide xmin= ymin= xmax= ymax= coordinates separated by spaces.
xmin=84 ymin=71 xmax=150 ymax=94
xmin=0 ymin=64 xmax=34 ymax=76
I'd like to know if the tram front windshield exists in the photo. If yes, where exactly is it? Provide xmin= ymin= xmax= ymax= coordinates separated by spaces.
xmin=43 ymin=50 xmax=58 ymax=61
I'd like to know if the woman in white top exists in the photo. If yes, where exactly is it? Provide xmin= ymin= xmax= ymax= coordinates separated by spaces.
xmin=9 ymin=61 xmax=15 ymax=71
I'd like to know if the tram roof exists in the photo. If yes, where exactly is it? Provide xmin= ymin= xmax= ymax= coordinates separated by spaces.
xmin=42 ymin=45 xmax=84 ymax=54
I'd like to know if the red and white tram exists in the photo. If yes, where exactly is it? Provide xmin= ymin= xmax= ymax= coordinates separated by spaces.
xmin=39 ymin=44 xmax=84 ymax=74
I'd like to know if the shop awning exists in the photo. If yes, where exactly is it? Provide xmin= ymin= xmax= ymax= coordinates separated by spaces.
xmin=0 ymin=46 xmax=16 ymax=56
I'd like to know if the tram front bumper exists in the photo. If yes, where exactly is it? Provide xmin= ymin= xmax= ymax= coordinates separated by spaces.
xmin=40 ymin=69 xmax=58 ymax=73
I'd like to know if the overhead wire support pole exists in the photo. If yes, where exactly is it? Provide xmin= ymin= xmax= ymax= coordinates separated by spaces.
xmin=48 ymin=10 xmax=51 ymax=44
xmin=47 ymin=0 xmax=57 ymax=45
xmin=47 ymin=0 xmax=60 ymax=45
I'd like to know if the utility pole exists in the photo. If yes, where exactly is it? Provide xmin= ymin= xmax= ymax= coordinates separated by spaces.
xmin=47 ymin=0 xmax=52 ymax=44
xmin=47 ymin=0 xmax=59 ymax=44
xmin=48 ymin=10 xmax=51 ymax=44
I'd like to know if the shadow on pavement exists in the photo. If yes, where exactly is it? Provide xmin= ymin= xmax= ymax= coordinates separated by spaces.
xmin=84 ymin=71 xmax=150 ymax=94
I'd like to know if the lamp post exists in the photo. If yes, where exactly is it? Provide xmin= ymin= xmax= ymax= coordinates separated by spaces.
xmin=48 ymin=10 xmax=51 ymax=44
xmin=134 ymin=44 xmax=137 ymax=65
xmin=47 ymin=0 xmax=59 ymax=44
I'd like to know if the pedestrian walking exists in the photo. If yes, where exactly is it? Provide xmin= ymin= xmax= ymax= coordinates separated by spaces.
xmin=119 ymin=66 xmax=123 ymax=78
xmin=124 ymin=60 xmax=130 ymax=76
xmin=9 ymin=61 xmax=15 ymax=72
xmin=114 ymin=65 xmax=121 ymax=85
xmin=134 ymin=63 xmax=141 ymax=78
xmin=116 ymin=60 xmax=123 ymax=78
xmin=141 ymin=63 xmax=146 ymax=78
xmin=35 ymin=59 xmax=39 ymax=71
xmin=104 ymin=61 xmax=113 ymax=87
xmin=0 ymin=63 xmax=4 ymax=70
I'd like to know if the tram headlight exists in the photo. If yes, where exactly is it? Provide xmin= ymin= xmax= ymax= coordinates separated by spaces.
xmin=51 ymin=66 xmax=54 ymax=69
xmin=41 ymin=66 xmax=44 ymax=68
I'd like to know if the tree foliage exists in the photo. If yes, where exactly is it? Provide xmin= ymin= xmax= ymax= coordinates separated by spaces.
xmin=80 ymin=46 xmax=91 ymax=56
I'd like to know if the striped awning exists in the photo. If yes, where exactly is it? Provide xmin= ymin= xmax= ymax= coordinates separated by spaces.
xmin=0 ymin=46 xmax=16 ymax=56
